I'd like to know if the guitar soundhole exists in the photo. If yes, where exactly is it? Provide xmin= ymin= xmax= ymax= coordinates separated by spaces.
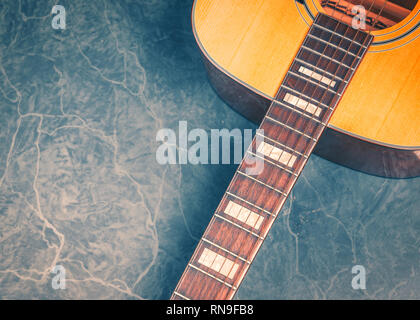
xmin=317 ymin=0 xmax=418 ymax=31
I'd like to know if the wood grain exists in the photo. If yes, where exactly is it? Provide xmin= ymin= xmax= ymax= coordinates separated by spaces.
xmin=193 ymin=0 xmax=420 ymax=147
xmin=172 ymin=14 xmax=373 ymax=300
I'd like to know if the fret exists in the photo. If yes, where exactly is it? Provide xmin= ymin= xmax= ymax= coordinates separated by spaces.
xmin=172 ymin=291 xmax=190 ymax=300
xmin=205 ymin=207 xmax=264 ymax=258
xmin=218 ymin=197 xmax=275 ymax=247
xmin=201 ymin=238 xmax=251 ymax=264
xmin=272 ymin=97 xmax=326 ymax=125
xmin=266 ymin=114 xmax=318 ymax=141
xmin=268 ymin=100 xmax=326 ymax=139
xmin=188 ymin=263 xmax=237 ymax=289
xmin=311 ymin=26 xmax=366 ymax=56
xmin=176 ymin=267 xmax=233 ymax=299
xmin=172 ymin=12 xmax=374 ymax=300
xmin=315 ymin=15 xmax=369 ymax=46
xmin=236 ymin=171 xmax=287 ymax=197
xmin=298 ymin=48 xmax=350 ymax=80
xmin=297 ymin=66 xmax=337 ymax=87
xmin=222 ymin=200 xmax=265 ymax=231
xmin=303 ymin=37 xmax=360 ymax=69
xmin=292 ymin=63 xmax=348 ymax=96
xmin=282 ymin=76 xmax=340 ymax=114
xmin=214 ymin=213 xmax=264 ymax=240
xmin=240 ymin=153 xmax=296 ymax=194
xmin=288 ymin=70 xmax=339 ymax=94
xmin=228 ymin=172 xmax=287 ymax=213
xmin=284 ymin=79 xmax=339 ymax=112
xmin=306 ymin=33 xmax=358 ymax=58
xmin=260 ymin=117 xmax=314 ymax=154
xmin=294 ymin=57 xmax=347 ymax=83
xmin=195 ymin=246 xmax=243 ymax=280
xmin=281 ymin=92 xmax=323 ymax=118
xmin=238 ymin=162 xmax=290 ymax=197
xmin=247 ymin=150 xmax=298 ymax=177
xmin=255 ymin=141 xmax=299 ymax=169
xmin=225 ymin=191 xmax=274 ymax=217
xmin=313 ymin=23 xmax=368 ymax=48
xmin=255 ymin=131 xmax=308 ymax=158
xmin=279 ymin=84 xmax=332 ymax=110
xmin=301 ymin=45 xmax=356 ymax=70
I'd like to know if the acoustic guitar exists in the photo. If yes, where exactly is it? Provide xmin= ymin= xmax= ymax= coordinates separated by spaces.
xmin=171 ymin=0 xmax=420 ymax=300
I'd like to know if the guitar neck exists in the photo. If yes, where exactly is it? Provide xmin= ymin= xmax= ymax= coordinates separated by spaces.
xmin=171 ymin=13 xmax=373 ymax=300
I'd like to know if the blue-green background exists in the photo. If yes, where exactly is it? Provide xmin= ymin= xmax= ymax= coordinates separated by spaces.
xmin=0 ymin=0 xmax=418 ymax=299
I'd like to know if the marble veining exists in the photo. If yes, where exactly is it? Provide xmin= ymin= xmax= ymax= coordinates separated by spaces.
xmin=0 ymin=0 xmax=418 ymax=299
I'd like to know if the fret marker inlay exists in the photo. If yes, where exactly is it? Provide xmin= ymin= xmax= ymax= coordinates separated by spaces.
xmin=283 ymin=93 xmax=322 ymax=117
xmin=298 ymin=66 xmax=337 ymax=87
xmin=257 ymin=141 xmax=297 ymax=168
xmin=224 ymin=200 xmax=264 ymax=230
xmin=172 ymin=11 xmax=374 ymax=300
xmin=198 ymin=248 xmax=240 ymax=279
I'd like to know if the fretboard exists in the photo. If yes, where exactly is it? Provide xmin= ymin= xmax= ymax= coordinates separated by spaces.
xmin=171 ymin=13 xmax=373 ymax=300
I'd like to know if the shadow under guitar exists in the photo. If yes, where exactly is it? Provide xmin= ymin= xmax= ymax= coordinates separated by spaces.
xmin=201 ymin=55 xmax=420 ymax=179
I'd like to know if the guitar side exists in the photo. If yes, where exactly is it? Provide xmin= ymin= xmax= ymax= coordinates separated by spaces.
xmin=192 ymin=0 xmax=420 ymax=178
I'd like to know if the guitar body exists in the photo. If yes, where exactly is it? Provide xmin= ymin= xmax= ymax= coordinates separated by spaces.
xmin=192 ymin=0 xmax=420 ymax=178
xmin=172 ymin=1 xmax=419 ymax=300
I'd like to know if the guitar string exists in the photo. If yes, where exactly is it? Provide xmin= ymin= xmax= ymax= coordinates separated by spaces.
xmin=192 ymin=19 xmax=362 ymax=302
xmin=182 ymin=2 xmax=354 ymax=299
xmin=185 ymin=8 xmax=376 ymax=300
xmin=215 ymin=0 xmax=390 ymax=300
xmin=220 ymin=0 xmax=389 ymax=299
xmin=217 ymin=0 xmax=380 ymax=299
xmin=173 ymin=0 xmax=383 ymax=300
xmin=208 ymin=0 xmax=380 ymax=299
xmin=175 ymin=0 xmax=390 ymax=299
xmin=191 ymin=0 xmax=377 ymax=300
xmin=176 ymin=0 xmax=373 ymax=300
